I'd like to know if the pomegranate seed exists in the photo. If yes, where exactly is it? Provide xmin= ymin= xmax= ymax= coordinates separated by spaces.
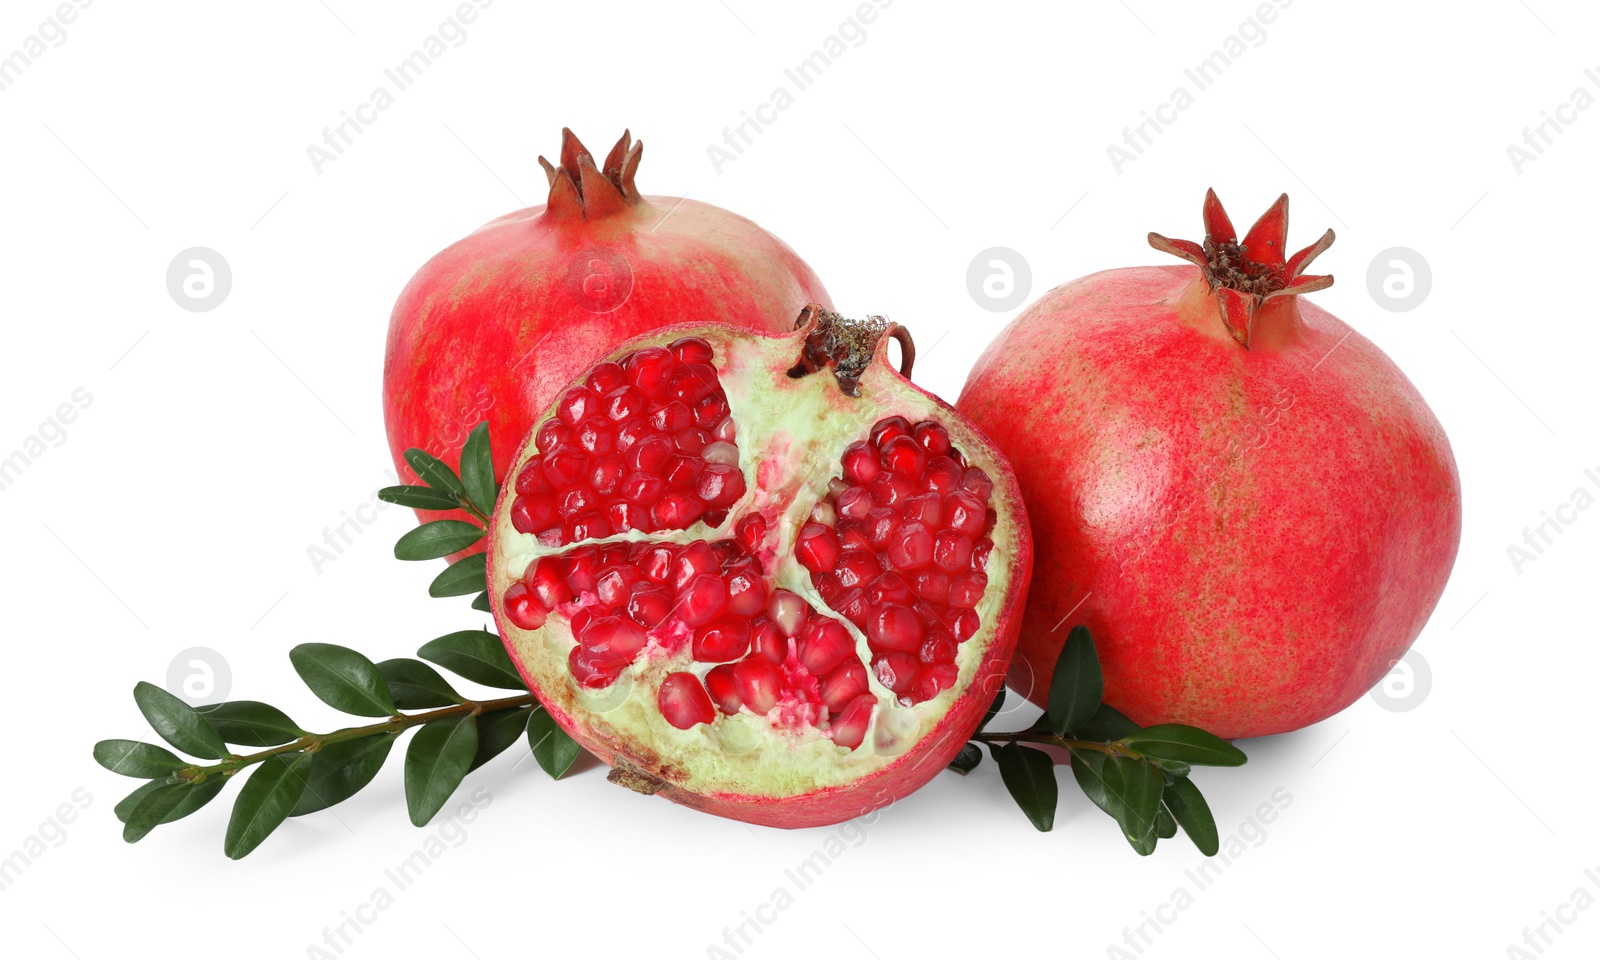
xmin=526 ymin=558 xmax=571 ymax=609
xmin=713 ymin=416 xmax=737 ymax=442
xmin=949 ymin=608 xmax=980 ymax=641
xmin=836 ymin=486 xmax=873 ymax=519
xmin=752 ymin=620 xmax=787 ymax=663
xmin=918 ymin=630 xmax=957 ymax=664
xmin=511 ymin=493 xmax=557 ymax=534
xmin=649 ymin=401 xmax=692 ymax=434
xmin=702 ymin=440 xmax=739 ymax=466
xmin=888 ymin=522 xmax=934 ymax=571
xmin=835 ymin=588 xmax=870 ymax=626
xmin=515 ymin=460 xmax=550 ymax=495
xmin=949 ymin=571 xmax=988 ymax=608
xmin=598 ymin=544 xmax=627 ymax=566
xmin=625 ymin=434 xmax=674 ymax=474
xmin=869 ymin=471 xmax=914 ymax=507
xmin=711 ymin=539 xmax=744 ymax=565
xmin=569 ymin=647 xmax=621 ymax=688
xmin=602 ymin=385 xmax=648 ymax=422
xmin=565 ymin=513 xmax=612 ymax=542
xmin=635 ymin=544 xmax=675 ymax=583
xmin=543 ymin=450 xmax=586 ymax=487
xmin=693 ymin=393 xmax=729 ymax=428
xmin=811 ymin=500 xmax=837 ymax=525
xmin=677 ymin=573 xmax=728 ymax=628
xmin=615 ymin=417 xmax=650 ymax=450
xmin=909 ymin=663 xmax=958 ymax=702
xmin=828 ymin=694 xmax=875 ymax=748
xmin=579 ymin=616 xmax=647 ymax=666
xmin=569 ymin=608 xmax=593 ymax=637
xmin=697 ymin=463 xmax=747 ymax=508
xmin=595 ymin=565 xmax=640 ymax=607
xmin=535 ymin=420 xmax=568 ymax=451
xmin=574 ymin=418 xmax=614 ymax=456
xmin=726 ymin=567 xmax=768 ymax=617
xmin=502 ymin=582 xmax=546 ymax=630
xmin=672 ymin=541 xmax=719 ymax=589
xmin=912 ymin=421 xmax=951 ymax=456
xmin=828 ymin=477 xmax=849 ymax=498
xmin=669 ymin=363 xmax=718 ymax=404
xmin=794 ymin=523 xmax=841 ymax=573
xmin=812 ymin=571 xmax=843 ymax=605
xmin=901 ymin=493 xmax=942 ymax=528
xmin=650 ymin=490 xmax=705 ymax=529
xmin=833 ymin=549 xmax=879 ymax=589
xmin=705 ymin=664 xmax=743 ymax=714
xmin=589 ymin=456 xmax=625 ymax=496
xmin=622 ymin=346 xmax=676 ymax=395
xmin=923 ymin=455 xmax=963 ymax=493
xmin=767 ymin=589 xmax=809 ymax=637
xmin=881 ymin=435 xmax=927 ymax=478
xmin=971 ymin=539 xmax=994 ymax=570
xmin=873 ymin=652 xmax=919 ymax=695
xmin=732 ymin=657 xmax=783 ymax=715
xmin=669 ymin=336 xmax=715 ymax=364
xmin=913 ymin=601 xmax=943 ymax=627
xmin=559 ymin=486 xmax=598 ymax=518
xmin=865 ymin=573 xmax=913 ymax=607
xmin=838 ymin=524 xmax=873 ymax=551
xmin=535 ymin=528 xmax=563 ymax=547
xmin=586 ymin=361 xmax=626 ymax=395
xmin=870 ymin=416 xmax=911 ymax=447
xmin=820 ymin=660 xmax=869 ymax=712
xmin=864 ymin=508 xmax=899 ymax=548
xmin=841 ymin=441 xmax=880 ymax=485
xmin=617 ymin=471 xmax=662 ymax=505
xmin=960 ymin=467 xmax=994 ymax=500
xmin=557 ymin=387 xmax=599 ymax=426
xmin=932 ymin=530 xmax=973 ymax=573
xmin=868 ymin=603 xmax=923 ymax=653
xmin=735 ymin=514 xmax=767 ymax=553
xmin=564 ymin=550 xmax=600 ymax=592
xmin=663 ymin=455 xmax=703 ymax=488
xmin=943 ymin=492 xmax=986 ymax=537
xmin=911 ymin=570 xmax=950 ymax=604
xmin=626 ymin=581 xmax=672 ymax=628
xmin=693 ymin=616 xmax=751 ymax=662
xmin=797 ymin=619 xmax=855 ymax=675
xmin=658 ymin=672 xmax=715 ymax=728
xmin=608 ymin=501 xmax=647 ymax=532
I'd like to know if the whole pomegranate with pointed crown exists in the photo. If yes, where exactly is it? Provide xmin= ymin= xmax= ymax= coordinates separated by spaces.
xmin=958 ymin=191 xmax=1461 ymax=739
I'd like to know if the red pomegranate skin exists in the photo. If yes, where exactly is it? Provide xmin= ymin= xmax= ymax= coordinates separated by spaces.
xmin=958 ymin=265 xmax=1461 ymax=739
xmin=383 ymin=131 xmax=830 ymax=488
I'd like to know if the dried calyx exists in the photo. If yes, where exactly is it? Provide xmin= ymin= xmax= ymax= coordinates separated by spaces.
xmin=538 ymin=129 xmax=644 ymax=220
xmin=1148 ymin=189 xmax=1335 ymax=348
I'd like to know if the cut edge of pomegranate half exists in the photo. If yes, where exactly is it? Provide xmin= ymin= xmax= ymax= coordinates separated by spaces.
xmin=487 ymin=307 xmax=1031 ymax=828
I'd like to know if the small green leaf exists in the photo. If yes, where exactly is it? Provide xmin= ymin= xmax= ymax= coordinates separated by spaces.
xmin=289 ymin=643 xmax=397 ymax=717
xmin=429 ymin=552 xmax=488 ymax=598
xmin=122 ymin=783 xmax=193 ymax=843
xmin=1103 ymin=755 xmax=1164 ymax=855
xmin=526 ymin=706 xmax=580 ymax=780
xmin=947 ymin=742 xmax=983 ymax=775
xmin=378 ymin=484 xmax=461 ymax=511
xmin=378 ymin=658 xmax=463 ymax=709
xmin=395 ymin=520 xmax=484 ymax=561
xmin=1156 ymin=803 xmax=1178 ymax=839
xmin=470 ymin=708 xmax=533 ymax=771
xmin=471 ymin=591 xmax=492 ymax=612
xmin=418 ymin=630 xmax=525 ymax=690
xmin=1152 ymin=758 xmax=1192 ymax=777
xmin=403 ymin=447 xmax=467 ymax=499
xmin=992 ymin=742 xmax=1058 ymax=832
xmin=94 ymin=739 xmax=185 ymax=778
xmin=132 ymin=682 xmax=229 ymax=760
xmin=405 ymin=714 xmax=478 ymax=826
xmin=981 ymin=687 xmax=1006 ymax=730
xmin=459 ymin=422 xmax=497 ymax=517
xmin=1119 ymin=724 xmax=1247 ymax=767
xmin=1162 ymin=776 xmax=1220 ymax=856
xmin=116 ymin=776 xmax=226 ymax=827
xmin=195 ymin=701 xmax=306 ymax=747
xmin=224 ymin=753 xmax=313 ymax=859
xmin=1069 ymin=749 xmax=1118 ymax=818
xmin=114 ymin=781 xmax=166 ymax=822
xmin=1074 ymin=703 xmax=1141 ymax=742
xmin=1047 ymin=625 xmax=1102 ymax=736
xmin=290 ymin=735 xmax=397 ymax=817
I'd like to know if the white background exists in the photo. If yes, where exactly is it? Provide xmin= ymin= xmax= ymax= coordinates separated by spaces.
xmin=2 ymin=2 xmax=1596 ymax=958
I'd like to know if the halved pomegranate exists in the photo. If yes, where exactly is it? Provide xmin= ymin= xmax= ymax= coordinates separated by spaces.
xmin=488 ymin=307 xmax=1031 ymax=828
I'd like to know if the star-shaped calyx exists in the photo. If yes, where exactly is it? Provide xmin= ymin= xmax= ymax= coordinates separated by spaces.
xmin=1148 ymin=190 xmax=1335 ymax=349
xmin=538 ymin=129 xmax=645 ymax=221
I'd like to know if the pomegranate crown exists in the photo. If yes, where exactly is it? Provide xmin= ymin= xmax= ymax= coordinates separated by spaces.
xmin=538 ymin=129 xmax=644 ymax=221
xmin=1149 ymin=190 xmax=1335 ymax=349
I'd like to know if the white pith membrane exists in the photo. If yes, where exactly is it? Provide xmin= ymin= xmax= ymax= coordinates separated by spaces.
xmin=490 ymin=321 xmax=1023 ymax=798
